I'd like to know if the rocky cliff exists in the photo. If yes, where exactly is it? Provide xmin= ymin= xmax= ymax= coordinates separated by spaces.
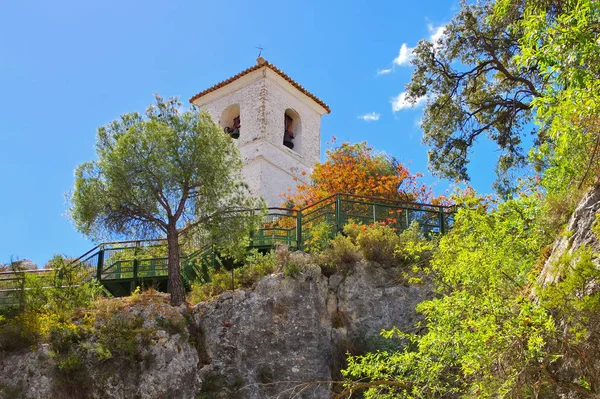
xmin=0 ymin=260 xmax=431 ymax=399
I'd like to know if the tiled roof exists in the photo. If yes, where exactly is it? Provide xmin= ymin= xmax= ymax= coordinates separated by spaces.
xmin=188 ymin=58 xmax=331 ymax=114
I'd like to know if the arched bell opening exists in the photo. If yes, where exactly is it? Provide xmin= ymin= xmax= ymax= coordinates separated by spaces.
xmin=283 ymin=108 xmax=302 ymax=153
xmin=221 ymin=104 xmax=241 ymax=139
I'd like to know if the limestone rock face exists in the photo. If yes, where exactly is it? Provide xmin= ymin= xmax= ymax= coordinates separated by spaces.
xmin=0 ymin=303 xmax=201 ymax=399
xmin=540 ymin=188 xmax=600 ymax=286
xmin=0 ymin=261 xmax=431 ymax=399
xmin=193 ymin=262 xmax=432 ymax=398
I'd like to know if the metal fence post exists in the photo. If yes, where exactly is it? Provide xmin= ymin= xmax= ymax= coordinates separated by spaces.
xmin=372 ymin=204 xmax=376 ymax=224
xmin=296 ymin=211 xmax=303 ymax=250
xmin=133 ymin=243 xmax=140 ymax=290
xmin=335 ymin=195 xmax=342 ymax=233
xmin=439 ymin=208 xmax=446 ymax=235
xmin=96 ymin=248 xmax=104 ymax=281
xmin=19 ymin=273 xmax=26 ymax=310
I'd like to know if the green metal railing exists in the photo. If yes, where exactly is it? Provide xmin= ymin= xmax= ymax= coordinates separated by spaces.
xmin=249 ymin=193 xmax=453 ymax=250
xmin=3 ymin=194 xmax=454 ymax=301
xmin=0 ymin=269 xmax=59 ymax=309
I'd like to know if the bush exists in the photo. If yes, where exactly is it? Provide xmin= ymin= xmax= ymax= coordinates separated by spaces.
xmin=304 ymin=221 xmax=335 ymax=253
xmin=319 ymin=235 xmax=362 ymax=276
xmin=238 ymin=250 xmax=276 ymax=286
xmin=283 ymin=261 xmax=302 ymax=278
xmin=355 ymin=223 xmax=400 ymax=265
xmin=188 ymin=250 xmax=277 ymax=303
xmin=316 ymin=221 xmax=433 ymax=274
xmin=49 ymin=323 xmax=86 ymax=354
xmin=0 ymin=316 xmax=40 ymax=352
xmin=395 ymin=222 xmax=435 ymax=266
xmin=97 ymin=314 xmax=152 ymax=363
xmin=54 ymin=350 xmax=89 ymax=389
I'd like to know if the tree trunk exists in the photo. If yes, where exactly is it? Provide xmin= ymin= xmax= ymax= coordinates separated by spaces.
xmin=167 ymin=224 xmax=185 ymax=306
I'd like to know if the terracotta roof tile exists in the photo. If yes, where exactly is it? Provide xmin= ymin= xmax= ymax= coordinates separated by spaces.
xmin=189 ymin=59 xmax=331 ymax=114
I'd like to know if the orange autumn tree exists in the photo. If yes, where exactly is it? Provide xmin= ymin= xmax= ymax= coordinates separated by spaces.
xmin=282 ymin=141 xmax=433 ymax=209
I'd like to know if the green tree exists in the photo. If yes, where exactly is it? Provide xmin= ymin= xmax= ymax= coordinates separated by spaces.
xmin=342 ymin=194 xmax=555 ymax=398
xmin=517 ymin=0 xmax=600 ymax=194
xmin=405 ymin=0 xmax=553 ymax=193
xmin=70 ymin=95 xmax=263 ymax=305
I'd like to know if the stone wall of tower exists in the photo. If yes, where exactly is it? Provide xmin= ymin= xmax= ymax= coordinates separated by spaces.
xmin=193 ymin=71 xmax=322 ymax=207
xmin=262 ymin=71 xmax=321 ymax=166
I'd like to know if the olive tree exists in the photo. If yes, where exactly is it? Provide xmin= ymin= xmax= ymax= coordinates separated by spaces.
xmin=70 ymin=95 xmax=263 ymax=305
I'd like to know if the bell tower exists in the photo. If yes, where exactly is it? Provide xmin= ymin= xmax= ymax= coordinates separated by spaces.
xmin=189 ymin=57 xmax=330 ymax=207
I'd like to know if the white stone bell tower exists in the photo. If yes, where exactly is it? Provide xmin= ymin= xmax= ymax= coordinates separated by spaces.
xmin=189 ymin=57 xmax=330 ymax=207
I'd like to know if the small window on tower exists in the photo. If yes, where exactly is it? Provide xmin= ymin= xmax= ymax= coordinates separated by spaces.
xmin=221 ymin=104 xmax=241 ymax=139
xmin=283 ymin=109 xmax=301 ymax=151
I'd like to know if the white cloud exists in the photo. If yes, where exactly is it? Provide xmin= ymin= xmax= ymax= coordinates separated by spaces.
xmin=393 ymin=43 xmax=415 ymax=66
xmin=428 ymin=24 xmax=446 ymax=47
xmin=377 ymin=22 xmax=446 ymax=75
xmin=391 ymin=92 xmax=426 ymax=112
xmin=358 ymin=112 xmax=381 ymax=122
xmin=376 ymin=68 xmax=393 ymax=76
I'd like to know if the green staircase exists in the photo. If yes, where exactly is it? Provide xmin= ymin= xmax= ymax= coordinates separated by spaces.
xmin=2 ymin=194 xmax=454 ymax=305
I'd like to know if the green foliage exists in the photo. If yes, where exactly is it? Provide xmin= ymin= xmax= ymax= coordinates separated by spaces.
xmin=239 ymin=249 xmax=276 ymax=286
xmin=283 ymin=261 xmax=302 ymax=278
xmin=395 ymin=222 xmax=436 ymax=266
xmin=342 ymin=196 xmax=552 ymax=397
xmin=406 ymin=0 xmax=543 ymax=192
xmin=340 ymin=3 xmax=600 ymax=393
xmin=518 ymin=0 xmax=600 ymax=196
xmin=319 ymin=234 xmax=362 ymax=275
xmin=304 ymin=221 xmax=335 ymax=253
xmin=156 ymin=316 xmax=187 ymax=336
xmin=188 ymin=250 xmax=276 ymax=303
xmin=70 ymin=94 xmax=264 ymax=305
xmin=342 ymin=189 xmax=600 ymax=397
xmin=0 ymin=260 xmax=101 ymax=353
xmin=316 ymin=221 xmax=433 ymax=277
xmin=54 ymin=350 xmax=90 ymax=394
xmin=97 ymin=314 xmax=153 ymax=363
xmin=355 ymin=223 xmax=401 ymax=265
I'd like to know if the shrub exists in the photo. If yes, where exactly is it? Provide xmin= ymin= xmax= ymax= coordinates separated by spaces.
xmin=304 ymin=221 xmax=335 ymax=253
xmin=0 ymin=316 xmax=40 ymax=352
xmin=283 ymin=262 xmax=302 ymax=278
xmin=238 ymin=250 xmax=276 ymax=286
xmin=49 ymin=323 xmax=86 ymax=354
xmin=53 ymin=350 xmax=90 ymax=394
xmin=395 ymin=222 xmax=436 ymax=266
xmin=188 ymin=250 xmax=277 ymax=303
xmin=156 ymin=316 xmax=187 ymax=336
xmin=319 ymin=235 xmax=362 ymax=275
xmin=97 ymin=314 xmax=152 ymax=363
xmin=355 ymin=223 xmax=400 ymax=265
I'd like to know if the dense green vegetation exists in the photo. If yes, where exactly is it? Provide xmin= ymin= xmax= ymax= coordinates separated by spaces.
xmin=339 ymin=0 xmax=600 ymax=397
xmin=70 ymin=95 xmax=263 ymax=305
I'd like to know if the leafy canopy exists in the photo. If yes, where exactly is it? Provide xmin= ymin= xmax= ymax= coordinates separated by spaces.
xmin=406 ymin=0 xmax=544 ymax=193
xmin=71 ymin=95 xmax=261 ymax=242
xmin=70 ymin=95 xmax=263 ymax=305
xmin=517 ymin=0 xmax=600 ymax=194
xmin=282 ymin=141 xmax=434 ymax=208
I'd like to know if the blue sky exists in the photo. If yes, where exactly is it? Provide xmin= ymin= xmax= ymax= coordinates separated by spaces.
xmin=0 ymin=0 xmax=499 ymax=267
